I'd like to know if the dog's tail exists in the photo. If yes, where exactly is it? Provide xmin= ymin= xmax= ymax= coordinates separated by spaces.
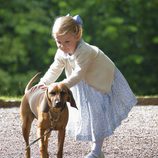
xmin=25 ymin=72 xmax=41 ymax=94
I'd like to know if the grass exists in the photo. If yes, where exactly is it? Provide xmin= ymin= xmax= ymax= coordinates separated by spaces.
xmin=0 ymin=96 xmax=22 ymax=102
xmin=0 ymin=95 xmax=157 ymax=107
xmin=137 ymin=95 xmax=158 ymax=98
xmin=0 ymin=95 xmax=158 ymax=101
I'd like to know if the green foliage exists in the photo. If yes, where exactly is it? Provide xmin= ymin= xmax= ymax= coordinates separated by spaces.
xmin=0 ymin=0 xmax=157 ymax=96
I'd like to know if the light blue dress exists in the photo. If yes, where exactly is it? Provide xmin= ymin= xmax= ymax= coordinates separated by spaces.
xmin=66 ymin=67 xmax=137 ymax=141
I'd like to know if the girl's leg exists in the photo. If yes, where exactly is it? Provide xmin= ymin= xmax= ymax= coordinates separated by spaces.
xmin=85 ymin=138 xmax=104 ymax=158
xmin=91 ymin=138 xmax=104 ymax=156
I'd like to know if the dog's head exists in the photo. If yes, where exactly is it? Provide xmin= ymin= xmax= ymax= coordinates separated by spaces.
xmin=42 ymin=83 xmax=77 ymax=112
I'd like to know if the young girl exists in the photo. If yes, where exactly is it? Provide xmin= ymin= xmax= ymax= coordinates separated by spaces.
xmin=38 ymin=15 xmax=137 ymax=158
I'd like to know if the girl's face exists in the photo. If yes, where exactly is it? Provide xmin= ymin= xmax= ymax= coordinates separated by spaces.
xmin=54 ymin=33 xmax=80 ymax=55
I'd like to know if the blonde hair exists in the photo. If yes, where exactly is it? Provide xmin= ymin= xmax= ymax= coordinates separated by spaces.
xmin=52 ymin=16 xmax=83 ymax=39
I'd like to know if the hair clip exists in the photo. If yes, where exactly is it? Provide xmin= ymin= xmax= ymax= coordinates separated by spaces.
xmin=66 ymin=14 xmax=83 ymax=26
xmin=66 ymin=13 xmax=70 ymax=16
xmin=73 ymin=15 xmax=83 ymax=26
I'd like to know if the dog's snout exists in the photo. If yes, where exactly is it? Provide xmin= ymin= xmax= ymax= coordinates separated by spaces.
xmin=54 ymin=99 xmax=61 ymax=107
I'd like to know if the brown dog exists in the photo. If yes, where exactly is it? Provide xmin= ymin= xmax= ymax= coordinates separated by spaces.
xmin=20 ymin=73 xmax=77 ymax=158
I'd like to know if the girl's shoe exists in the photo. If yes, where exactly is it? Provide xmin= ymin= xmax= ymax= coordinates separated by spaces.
xmin=85 ymin=151 xmax=105 ymax=158
xmin=99 ymin=151 xmax=105 ymax=158
xmin=84 ymin=152 xmax=97 ymax=158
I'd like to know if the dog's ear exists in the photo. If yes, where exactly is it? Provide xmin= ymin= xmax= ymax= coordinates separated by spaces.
xmin=67 ymin=89 xmax=78 ymax=109
xmin=40 ymin=89 xmax=50 ymax=112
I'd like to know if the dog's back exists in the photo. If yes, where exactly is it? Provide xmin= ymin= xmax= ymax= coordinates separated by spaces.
xmin=20 ymin=72 xmax=44 ymax=118
xmin=27 ymin=87 xmax=45 ymax=118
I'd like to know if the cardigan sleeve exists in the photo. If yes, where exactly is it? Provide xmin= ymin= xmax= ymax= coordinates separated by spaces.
xmin=39 ymin=50 xmax=65 ymax=85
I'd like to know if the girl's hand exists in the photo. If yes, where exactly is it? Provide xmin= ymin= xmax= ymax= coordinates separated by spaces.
xmin=30 ymin=84 xmax=47 ymax=92
xmin=38 ymin=84 xmax=48 ymax=90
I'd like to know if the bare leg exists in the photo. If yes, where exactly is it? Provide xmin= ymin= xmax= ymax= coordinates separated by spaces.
xmin=85 ymin=138 xmax=104 ymax=158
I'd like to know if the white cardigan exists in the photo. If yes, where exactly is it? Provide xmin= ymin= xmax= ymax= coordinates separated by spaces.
xmin=39 ymin=40 xmax=115 ymax=93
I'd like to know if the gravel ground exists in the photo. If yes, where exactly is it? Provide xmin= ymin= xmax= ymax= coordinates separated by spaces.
xmin=0 ymin=105 xmax=158 ymax=158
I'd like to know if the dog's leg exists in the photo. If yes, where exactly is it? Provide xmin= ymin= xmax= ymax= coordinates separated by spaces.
xmin=20 ymin=98 xmax=34 ymax=158
xmin=37 ymin=128 xmax=47 ymax=158
xmin=57 ymin=129 xmax=66 ymax=158
xmin=44 ymin=130 xmax=51 ymax=157
xmin=22 ymin=115 xmax=34 ymax=158
xmin=37 ymin=112 xmax=50 ymax=158
xmin=37 ymin=128 xmax=51 ymax=158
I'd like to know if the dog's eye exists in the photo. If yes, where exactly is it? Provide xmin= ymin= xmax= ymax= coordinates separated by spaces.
xmin=50 ymin=91 xmax=56 ymax=96
xmin=60 ymin=91 xmax=66 ymax=96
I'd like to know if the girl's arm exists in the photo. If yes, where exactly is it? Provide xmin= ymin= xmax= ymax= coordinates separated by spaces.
xmin=39 ymin=51 xmax=65 ymax=85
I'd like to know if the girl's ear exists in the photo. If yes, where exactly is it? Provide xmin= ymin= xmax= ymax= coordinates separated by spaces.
xmin=76 ymin=33 xmax=81 ymax=41
xmin=67 ymin=88 xmax=78 ymax=109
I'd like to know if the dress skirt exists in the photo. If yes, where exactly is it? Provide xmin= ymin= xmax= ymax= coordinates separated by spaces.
xmin=66 ymin=68 xmax=137 ymax=141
